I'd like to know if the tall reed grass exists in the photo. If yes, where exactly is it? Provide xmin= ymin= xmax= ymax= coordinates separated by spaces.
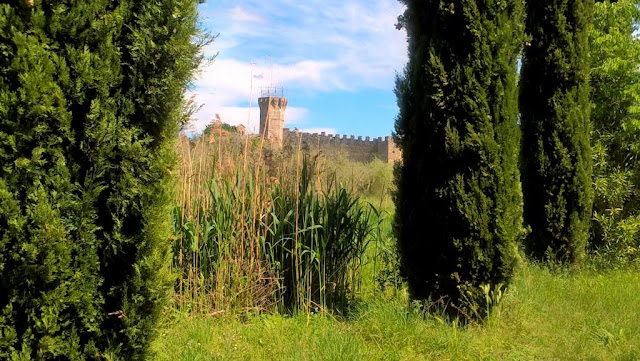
xmin=173 ymin=130 xmax=374 ymax=315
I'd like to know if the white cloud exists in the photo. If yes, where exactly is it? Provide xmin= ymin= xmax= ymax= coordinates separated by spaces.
xmin=193 ymin=58 xmax=345 ymax=107
xmin=186 ymin=57 xmax=332 ymax=133
xmin=228 ymin=7 xmax=266 ymax=23
xmin=186 ymin=0 xmax=408 ymax=134
xmin=185 ymin=96 xmax=309 ymax=135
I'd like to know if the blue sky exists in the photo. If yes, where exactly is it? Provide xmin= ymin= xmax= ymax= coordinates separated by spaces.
xmin=187 ymin=0 xmax=408 ymax=138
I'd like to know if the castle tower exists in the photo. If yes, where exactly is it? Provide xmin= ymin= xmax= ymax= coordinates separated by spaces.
xmin=258 ymin=87 xmax=287 ymax=147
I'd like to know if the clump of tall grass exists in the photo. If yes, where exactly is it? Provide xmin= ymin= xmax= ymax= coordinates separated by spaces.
xmin=266 ymin=157 xmax=372 ymax=313
xmin=173 ymin=131 xmax=373 ymax=315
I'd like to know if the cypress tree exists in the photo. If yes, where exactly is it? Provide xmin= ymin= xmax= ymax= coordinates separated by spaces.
xmin=519 ymin=0 xmax=594 ymax=263
xmin=394 ymin=0 xmax=525 ymax=318
xmin=0 ymin=1 xmax=203 ymax=359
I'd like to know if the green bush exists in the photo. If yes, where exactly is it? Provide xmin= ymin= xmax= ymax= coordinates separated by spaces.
xmin=589 ymin=0 xmax=640 ymax=267
xmin=0 ymin=1 xmax=203 ymax=359
xmin=393 ymin=0 xmax=525 ymax=319
xmin=323 ymin=152 xmax=394 ymax=201
xmin=591 ymin=142 xmax=640 ymax=267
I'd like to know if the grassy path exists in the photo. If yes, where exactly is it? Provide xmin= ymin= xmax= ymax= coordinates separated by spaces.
xmin=153 ymin=266 xmax=640 ymax=360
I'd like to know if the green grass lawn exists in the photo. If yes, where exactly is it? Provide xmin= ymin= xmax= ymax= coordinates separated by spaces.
xmin=153 ymin=265 xmax=640 ymax=361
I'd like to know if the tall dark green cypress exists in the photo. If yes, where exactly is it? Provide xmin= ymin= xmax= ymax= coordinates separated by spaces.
xmin=0 ymin=1 xmax=203 ymax=359
xmin=519 ymin=0 xmax=594 ymax=263
xmin=394 ymin=0 xmax=525 ymax=317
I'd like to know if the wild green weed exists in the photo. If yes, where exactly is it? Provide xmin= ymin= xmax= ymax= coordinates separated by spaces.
xmin=154 ymin=265 xmax=640 ymax=361
xmin=263 ymin=156 xmax=373 ymax=314
xmin=367 ymin=204 xmax=402 ymax=296
xmin=173 ymin=132 xmax=374 ymax=315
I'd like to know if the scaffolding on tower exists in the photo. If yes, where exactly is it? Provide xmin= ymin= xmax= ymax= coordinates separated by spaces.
xmin=259 ymin=87 xmax=284 ymax=98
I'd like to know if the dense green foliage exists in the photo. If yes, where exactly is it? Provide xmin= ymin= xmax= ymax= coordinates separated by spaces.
xmin=324 ymin=154 xmax=394 ymax=200
xmin=3 ymin=0 xmax=640 ymax=359
xmin=393 ymin=0 xmax=525 ymax=318
xmin=589 ymin=0 xmax=640 ymax=265
xmin=202 ymin=121 xmax=240 ymax=137
xmin=520 ymin=0 xmax=594 ymax=263
xmin=0 ymin=1 xmax=202 ymax=359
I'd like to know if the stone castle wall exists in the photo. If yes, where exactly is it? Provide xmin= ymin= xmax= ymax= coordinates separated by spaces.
xmin=258 ymin=95 xmax=401 ymax=164
xmin=283 ymin=128 xmax=401 ymax=164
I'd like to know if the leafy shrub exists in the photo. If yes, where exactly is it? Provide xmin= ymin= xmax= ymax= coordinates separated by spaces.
xmin=591 ymin=142 xmax=640 ymax=267
xmin=589 ymin=0 xmax=640 ymax=267
xmin=322 ymin=152 xmax=394 ymax=202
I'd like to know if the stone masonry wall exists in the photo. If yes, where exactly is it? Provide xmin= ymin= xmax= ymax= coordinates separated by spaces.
xmin=283 ymin=128 xmax=401 ymax=164
xmin=258 ymin=97 xmax=287 ymax=147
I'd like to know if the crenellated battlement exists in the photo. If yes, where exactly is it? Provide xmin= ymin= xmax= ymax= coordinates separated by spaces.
xmin=258 ymin=96 xmax=288 ymax=147
xmin=284 ymin=128 xmax=393 ymax=145
xmin=258 ymin=97 xmax=288 ymax=109
xmin=257 ymin=93 xmax=401 ymax=163
xmin=283 ymin=128 xmax=401 ymax=164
